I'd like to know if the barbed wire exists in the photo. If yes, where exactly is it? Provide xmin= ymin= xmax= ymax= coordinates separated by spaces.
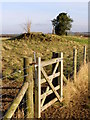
xmin=0 ymin=66 xmax=30 ymax=81
xmin=0 ymin=89 xmax=29 ymax=119
xmin=22 ymin=106 xmax=29 ymax=119
xmin=0 ymin=74 xmax=28 ymax=99
xmin=0 ymin=48 xmax=87 ymax=119
xmin=1 ymin=97 xmax=29 ymax=119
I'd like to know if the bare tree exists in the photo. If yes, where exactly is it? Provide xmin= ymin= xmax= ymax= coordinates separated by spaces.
xmin=23 ymin=20 xmax=31 ymax=33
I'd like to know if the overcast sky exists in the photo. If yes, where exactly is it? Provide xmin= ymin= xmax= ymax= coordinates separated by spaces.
xmin=1 ymin=2 xmax=88 ymax=34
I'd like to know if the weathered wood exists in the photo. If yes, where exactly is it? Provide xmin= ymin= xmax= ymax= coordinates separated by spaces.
xmin=52 ymin=52 xmax=59 ymax=86
xmin=35 ymin=85 xmax=38 ymax=118
xmin=41 ymin=98 xmax=58 ymax=112
xmin=41 ymin=72 xmax=68 ymax=84
xmin=41 ymin=85 xmax=60 ymax=99
xmin=24 ymin=57 xmax=34 ymax=118
xmin=41 ymin=72 xmax=60 ymax=84
xmin=73 ymin=48 xmax=77 ymax=82
xmin=34 ymin=52 xmax=38 ymax=85
xmin=38 ymin=57 xmax=41 ymax=118
xmin=41 ymin=57 xmax=62 ymax=67
xmin=34 ymin=53 xmax=38 ymax=118
xmin=52 ymin=52 xmax=67 ymax=85
xmin=41 ymin=62 xmax=59 ymax=107
xmin=4 ymin=82 xmax=28 ymax=119
xmin=60 ymin=52 xmax=63 ymax=100
xmin=83 ymin=46 xmax=86 ymax=64
xmin=58 ymin=53 xmax=61 ymax=87
xmin=52 ymin=52 xmax=61 ymax=86
xmin=41 ymin=67 xmax=62 ymax=103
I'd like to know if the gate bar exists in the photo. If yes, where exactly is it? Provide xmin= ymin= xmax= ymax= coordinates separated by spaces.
xmin=38 ymin=57 xmax=41 ymax=118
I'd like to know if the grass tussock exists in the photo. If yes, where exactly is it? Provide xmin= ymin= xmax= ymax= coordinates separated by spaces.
xmin=63 ymin=63 xmax=88 ymax=105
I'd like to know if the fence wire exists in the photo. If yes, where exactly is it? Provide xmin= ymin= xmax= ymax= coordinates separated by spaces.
xmin=0 ymin=64 xmax=30 ymax=119
xmin=0 ymin=46 xmax=88 ymax=119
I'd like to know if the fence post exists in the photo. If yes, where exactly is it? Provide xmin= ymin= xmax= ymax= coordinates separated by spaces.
xmin=60 ymin=52 xmax=63 ymax=100
xmin=73 ymin=48 xmax=77 ymax=82
xmin=24 ymin=57 xmax=34 ymax=118
xmin=35 ymin=74 xmax=38 ymax=118
xmin=38 ymin=57 xmax=41 ymax=118
xmin=83 ymin=46 xmax=86 ymax=64
xmin=34 ymin=53 xmax=38 ymax=118
xmin=52 ymin=52 xmax=59 ymax=86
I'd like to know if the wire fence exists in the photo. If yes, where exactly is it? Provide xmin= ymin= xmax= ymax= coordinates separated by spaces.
xmin=0 ymin=45 xmax=88 ymax=119
xmin=0 ymin=65 xmax=30 ymax=119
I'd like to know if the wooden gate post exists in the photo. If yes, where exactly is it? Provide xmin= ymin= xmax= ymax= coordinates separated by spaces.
xmin=24 ymin=57 xmax=34 ymax=118
xmin=60 ymin=52 xmax=63 ymax=100
xmin=34 ymin=56 xmax=41 ymax=118
xmin=73 ymin=48 xmax=77 ymax=82
xmin=52 ymin=52 xmax=60 ymax=86
xmin=35 ymin=72 xmax=38 ymax=118
xmin=83 ymin=46 xmax=86 ymax=64
xmin=37 ymin=57 xmax=41 ymax=118
xmin=34 ymin=52 xmax=38 ymax=118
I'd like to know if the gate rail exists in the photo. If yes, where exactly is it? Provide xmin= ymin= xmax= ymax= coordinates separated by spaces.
xmin=35 ymin=52 xmax=63 ymax=118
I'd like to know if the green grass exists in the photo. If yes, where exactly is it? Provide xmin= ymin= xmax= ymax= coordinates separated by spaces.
xmin=63 ymin=36 xmax=88 ymax=44
xmin=2 ymin=33 xmax=88 ymax=81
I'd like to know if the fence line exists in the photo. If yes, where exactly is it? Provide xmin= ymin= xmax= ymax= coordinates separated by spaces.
xmin=73 ymin=48 xmax=77 ymax=82
xmin=0 ymin=45 xmax=88 ymax=119
xmin=0 ymin=75 xmax=28 ymax=100
xmin=1 ymin=66 xmax=29 ymax=81
xmin=2 ymin=57 xmax=34 ymax=119
xmin=4 ymin=82 xmax=29 ymax=119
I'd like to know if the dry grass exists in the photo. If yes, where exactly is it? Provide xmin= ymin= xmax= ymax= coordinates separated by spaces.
xmin=42 ymin=63 xmax=89 ymax=119
xmin=63 ymin=63 xmax=88 ymax=105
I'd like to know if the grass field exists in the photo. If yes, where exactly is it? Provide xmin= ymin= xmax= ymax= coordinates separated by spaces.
xmin=1 ymin=37 xmax=10 ymax=40
xmin=2 ymin=33 xmax=88 ymax=81
xmin=1 ymin=33 xmax=89 ymax=119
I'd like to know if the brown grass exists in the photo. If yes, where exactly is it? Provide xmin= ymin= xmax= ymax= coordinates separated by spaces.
xmin=42 ymin=63 xmax=89 ymax=119
xmin=63 ymin=63 xmax=88 ymax=105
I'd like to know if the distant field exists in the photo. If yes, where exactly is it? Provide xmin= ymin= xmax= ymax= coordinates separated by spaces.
xmin=2 ymin=33 xmax=88 ymax=81
xmin=1 ymin=37 xmax=10 ymax=40
xmin=63 ymin=36 xmax=88 ymax=44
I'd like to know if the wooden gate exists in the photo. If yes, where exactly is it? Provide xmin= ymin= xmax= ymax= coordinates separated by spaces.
xmin=35 ymin=52 xmax=63 ymax=118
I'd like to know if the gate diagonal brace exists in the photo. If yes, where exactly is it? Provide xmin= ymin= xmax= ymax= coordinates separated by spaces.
xmin=41 ymin=67 xmax=62 ymax=103
xmin=41 ymin=62 xmax=59 ymax=107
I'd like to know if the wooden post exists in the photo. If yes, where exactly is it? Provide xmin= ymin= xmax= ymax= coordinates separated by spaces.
xmin=38 ymin=57 xmax=41 ymax=118
xmin=35 ymin=74 xmax=38 ymax=118
xmin=52 ymin=52 xmax=59 ymax=86
xmin=34 ymin=53 xmax=38 ymax=118
xmin=4 ymin=82 xmax=29 ymax=119
xmin=83 ymin=46 xmax=86 ymax=64
xmin=60 ymin=52 xmax=63 ymax=100
xmin=52 ymin=52 xmax=67 ymax=83
xmin=24 ymin=57 xmax=34 ymax=118
xmin=73 ymin=48 xmax=77 ymax=82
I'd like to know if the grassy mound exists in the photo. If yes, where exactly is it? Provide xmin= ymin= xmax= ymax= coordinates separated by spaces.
xmin=2 ymin=33 xmax=88 ymax=81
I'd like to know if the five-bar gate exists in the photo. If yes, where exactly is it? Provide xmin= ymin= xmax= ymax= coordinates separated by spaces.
xmin=35 ymin=52 xmax=63 ymax=118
